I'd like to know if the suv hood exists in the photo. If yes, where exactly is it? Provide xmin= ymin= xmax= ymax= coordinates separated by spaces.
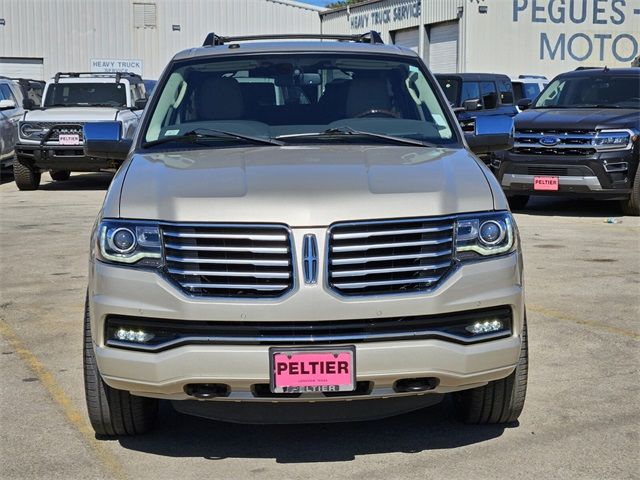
xmin=516 ymin=108 xmax=639 ymax=130
xmin=114 ymin=145 xmax=494 ymax=226
xmin=24 ymin=107 xmax=123 ymax=122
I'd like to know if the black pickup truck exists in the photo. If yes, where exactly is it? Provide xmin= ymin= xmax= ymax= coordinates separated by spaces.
xmin=493 ymin=67 xmax=639 ymax=215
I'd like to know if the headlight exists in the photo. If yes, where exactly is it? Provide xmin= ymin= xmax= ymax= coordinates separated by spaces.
xmin=19 ymin=122 xmax=49 ymax=140
xmin=593 ymin=129 xmax=634 ymax=151
xmin=455 ymin=211 xmax=516 ymax=259
xmin=95 ymin=219 xmax=162 ymax=267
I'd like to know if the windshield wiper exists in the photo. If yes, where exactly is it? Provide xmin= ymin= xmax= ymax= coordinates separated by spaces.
xmin=142 ymin=128 xmax=284 ymax=148
xmin=276 ymin=126 xmax=436 ymax=147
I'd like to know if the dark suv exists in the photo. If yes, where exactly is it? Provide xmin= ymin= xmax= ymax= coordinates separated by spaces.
xmin=436 ymin=73 xmax=518 ymax=132
xmin=494 ymin=68 xmax=639 ymax=215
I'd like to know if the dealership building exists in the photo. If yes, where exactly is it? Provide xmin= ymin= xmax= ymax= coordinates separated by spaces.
xmin=0 ymin=0 xmax=638 ymax=80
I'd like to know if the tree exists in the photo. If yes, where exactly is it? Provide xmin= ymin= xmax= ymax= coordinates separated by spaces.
xmin=325 ymin=0 xmax=369 ymax=9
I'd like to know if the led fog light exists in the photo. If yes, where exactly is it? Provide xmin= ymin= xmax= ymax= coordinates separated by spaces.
xmin=114 ymin=328 xmax=154 ymax=343
xmin=465 ymin=320 xmax=504 ymax=335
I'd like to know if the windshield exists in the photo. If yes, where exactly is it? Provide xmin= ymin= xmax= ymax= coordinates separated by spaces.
xmin=143 ymin=53 xmax=456 ymax=147
xmin=534 ymin=75 xmax=640 ymax=109
xmin=43 ymin=82 xmax=127 ymax=107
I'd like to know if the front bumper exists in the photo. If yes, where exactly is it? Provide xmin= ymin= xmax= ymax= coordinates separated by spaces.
xmin=495 ymin=148 xmax=638 ymax=199
xmin=16 ymin=142 xmax=119 ymax=171
xmin=89 ymin=250 xmax=525 ymax=402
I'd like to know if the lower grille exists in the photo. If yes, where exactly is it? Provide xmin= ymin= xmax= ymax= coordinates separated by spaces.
xmin=513 ymin=146 xmax=595 ymax=156
xmin=527 ymin=166 xmax=569 ymax=176
xmin=161 ymin=223 xmax=293 ymax=297
xmin=327 ymin=216 xmax=455 ymax=295
xmin=105 ymin=306 xmax=513 ymax=351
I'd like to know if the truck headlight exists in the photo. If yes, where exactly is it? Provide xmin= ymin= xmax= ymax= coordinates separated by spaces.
xmin=593 ymin=129 xmax=634 ymax=151
xmin=455 ymin=212 xmax=516 ymax=259
xmin=19 ymin=122 xmax=48 ymax=140
xmin=95 ymin=220 xmax=162 ymax=267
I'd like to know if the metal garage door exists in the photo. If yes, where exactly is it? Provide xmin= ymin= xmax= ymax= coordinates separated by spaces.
xmin=394 ymin=28 xmax=420 ymax=53
xmin=0 ymin=58 xmax=44 ymax=80
xmin=429 ymin=22 xmax=458 ymax=73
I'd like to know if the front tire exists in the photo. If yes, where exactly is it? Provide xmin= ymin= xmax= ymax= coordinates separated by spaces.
xmin=453 ymin=316 xmax=528 ymax=424
xmin=620 ymin=167 xmax=639 ymax=216
xmin=13 ymin=159 xmax=41 ymax=191
xmin=83 ymin=295 xmax=158 ymax=436
xmin=507 ymin=195 xmax=529 ymax=211
xmin=50 ymin=170 xmax=71 ymax=181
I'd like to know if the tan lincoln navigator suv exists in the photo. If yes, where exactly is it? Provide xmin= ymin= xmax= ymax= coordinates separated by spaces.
xmin=83 ymin=32 xmax=527 ymax=436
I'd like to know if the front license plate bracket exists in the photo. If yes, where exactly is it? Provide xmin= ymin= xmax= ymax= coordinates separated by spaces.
xmin=269 ymin=346 xmax=356 ymax=394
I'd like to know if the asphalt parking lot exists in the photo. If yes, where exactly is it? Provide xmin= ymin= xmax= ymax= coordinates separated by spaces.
xmin=0 ymin=172 xmax=638 ymax=480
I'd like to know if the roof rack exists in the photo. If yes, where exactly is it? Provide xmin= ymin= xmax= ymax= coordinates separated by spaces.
xmin=518 ymin=75 xmax=547 ymax=79
xmin=202 ymin=31 xmax=384 ymax=47
xmin=53 ymin=72 xmax=142 ymax=83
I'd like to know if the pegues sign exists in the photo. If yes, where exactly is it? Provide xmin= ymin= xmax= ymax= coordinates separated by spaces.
xmin=513 ymin=0 xmax=639 ymax=63
xmin=90 ymin=58 xmax=143 ymax=76
xmin=350 ymin=1 xmax=421 ymax=29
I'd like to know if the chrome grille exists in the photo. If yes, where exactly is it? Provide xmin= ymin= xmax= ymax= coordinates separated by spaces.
xmin=513 ymin=129 xmax=596 ymax=156
xmin=162 ymin=224 xmax=293 ymax=297
xmin=328 ymin=217 xmax=455 ymax=295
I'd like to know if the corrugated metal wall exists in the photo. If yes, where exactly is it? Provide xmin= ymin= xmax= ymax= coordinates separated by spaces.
xmin=0 ymin=0 xmax=322 ymax=79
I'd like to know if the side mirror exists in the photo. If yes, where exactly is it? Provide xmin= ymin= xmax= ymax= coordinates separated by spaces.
xmin=134 ymin=98 xmax=148 ymax=110
xmin=0 ymin=99 xmax=17 ymax=111
xmin=83 ymin=122 xmax=132 ymax=161
xmin=463 ymin=99 xmax=482 ymax=112
xmin=466 ymin=114 xmax=514 ymax=154
xmin=22 ymin=98 xmax=36 ymax=110
xmin=517 ymin=98 xmax=532 ymax=110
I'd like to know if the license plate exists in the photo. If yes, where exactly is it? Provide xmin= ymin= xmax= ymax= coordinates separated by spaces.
xmin=58 ymin=134 xmax=80 ymax=145
xmin=270 ymin=347 xmax=356 ymax=393
xmin=534 ymin=176 xmax=559 ymax=191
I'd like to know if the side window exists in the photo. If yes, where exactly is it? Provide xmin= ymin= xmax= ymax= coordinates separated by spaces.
xmin=460 ymin=82 xmax=480 ymax=103
xmin=523 ymin=83 xmax=541 ymax=101
xmin=512 ymin=82 xmax=524 ymax=102
xmin=0 ymin=83 xmax=17 ymax=102
xmin=498 ymin=79 xmax=514 ymax=104
xmin=480 ymin=81 xmax=498 ymax=109
xmin=129 ymin=83 xmax=140 ymax=102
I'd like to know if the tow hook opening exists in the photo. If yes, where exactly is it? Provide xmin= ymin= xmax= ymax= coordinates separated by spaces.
xmin=393 ymin=377 xmax=439 ymax=393
xmin=184 ymin=383 xmax=230 ymax=399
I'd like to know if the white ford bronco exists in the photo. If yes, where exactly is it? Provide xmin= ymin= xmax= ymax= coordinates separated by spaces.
xmin=14 ymin=72 xmax=147 ymax=190
xmin=82 ymin=32 xmax=528 ymax=435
